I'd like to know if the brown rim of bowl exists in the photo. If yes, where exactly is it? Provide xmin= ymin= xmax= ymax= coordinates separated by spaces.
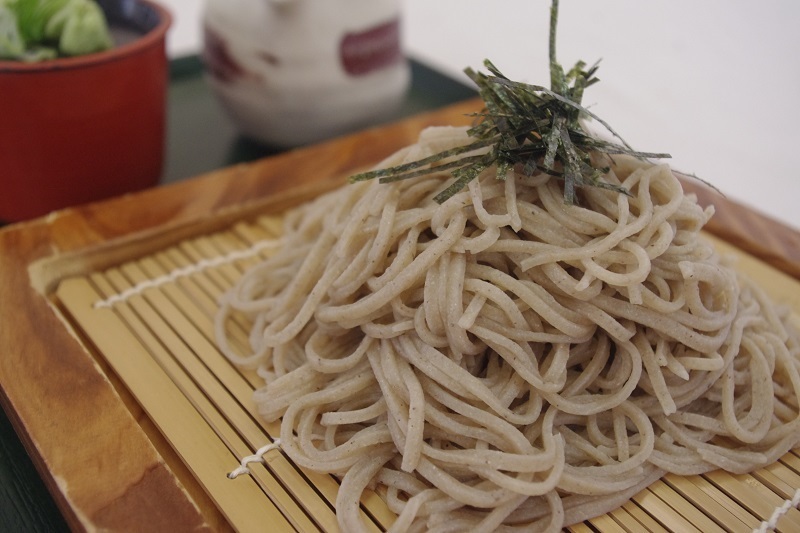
xmin=0 ymin=0 xmax=172 ymax=73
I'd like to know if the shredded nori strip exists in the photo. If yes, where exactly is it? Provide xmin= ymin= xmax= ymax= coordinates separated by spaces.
xmin=349 ymin=0 xmax=672 ymax=204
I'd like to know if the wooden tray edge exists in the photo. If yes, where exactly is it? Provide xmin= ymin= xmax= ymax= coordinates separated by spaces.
xmin=1 ymin=96 xmax=799 ymax=531
xmin=0 ymin=99 xmax=480 ymax=531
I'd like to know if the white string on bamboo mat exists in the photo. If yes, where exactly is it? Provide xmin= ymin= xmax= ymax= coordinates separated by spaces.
xmin=755 ymin=487 xmax=800 ymax=533
xmin=228 ymin=440 xmax=283 ymax=479
xmin=93 ymin=238 xmax=283 ymax=309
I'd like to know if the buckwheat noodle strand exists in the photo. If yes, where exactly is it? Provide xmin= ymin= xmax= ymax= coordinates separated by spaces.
xmin=216 ymin=126 xmax=800 ymax=532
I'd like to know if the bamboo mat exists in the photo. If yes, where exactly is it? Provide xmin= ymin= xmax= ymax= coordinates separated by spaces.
xmin=53 ymin=213 xmax=800 ymax=533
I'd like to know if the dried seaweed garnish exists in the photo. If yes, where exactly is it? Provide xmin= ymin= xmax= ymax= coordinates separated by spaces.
xmin=349 ymin=0 xmax=672 ymax=204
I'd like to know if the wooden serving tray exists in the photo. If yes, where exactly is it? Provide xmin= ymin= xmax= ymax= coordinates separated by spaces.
xmin=1 ymin=99 xmax=800 ymax=532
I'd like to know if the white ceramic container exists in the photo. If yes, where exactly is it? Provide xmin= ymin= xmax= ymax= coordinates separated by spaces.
xmin=202 ymin=0 xmax=410 ymax=147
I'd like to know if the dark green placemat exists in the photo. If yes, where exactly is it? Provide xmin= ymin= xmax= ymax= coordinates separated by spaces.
xmin=162 ymin=55 xmax=476 ymax=183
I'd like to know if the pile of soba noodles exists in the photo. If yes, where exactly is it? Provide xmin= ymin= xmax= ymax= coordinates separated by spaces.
xmin=216 ymin=126 xmax=800 ymax=532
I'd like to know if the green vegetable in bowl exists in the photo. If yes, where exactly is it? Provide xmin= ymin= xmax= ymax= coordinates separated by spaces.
xmin=0 ymin=0 xmax=113 ymax=61
xmin=0 ymin=5 xmax=25 ymax=59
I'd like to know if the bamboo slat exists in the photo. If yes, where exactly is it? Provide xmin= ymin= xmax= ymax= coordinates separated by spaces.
xmin=53 ymin=214 xmax=800 ymax=532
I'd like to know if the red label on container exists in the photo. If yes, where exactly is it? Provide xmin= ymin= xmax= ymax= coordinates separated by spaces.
xmin=340 ymin=18 xmax=402 ymax=76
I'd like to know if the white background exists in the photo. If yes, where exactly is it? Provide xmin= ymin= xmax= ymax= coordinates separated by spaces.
xmin=157 ymin=0 xmax=800 ymax=230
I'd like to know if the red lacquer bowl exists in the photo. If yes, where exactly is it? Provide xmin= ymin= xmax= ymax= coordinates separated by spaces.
xmin=0 ymin=1 xmax=171 ymax=222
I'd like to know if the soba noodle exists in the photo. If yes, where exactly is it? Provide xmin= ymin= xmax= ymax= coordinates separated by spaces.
xmin=216 ymin=126 xmax=800 ymax=532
